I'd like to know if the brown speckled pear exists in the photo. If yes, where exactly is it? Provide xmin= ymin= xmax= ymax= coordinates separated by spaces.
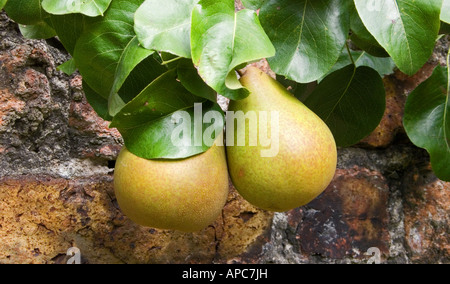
xmin=114 ymin=136 xmax=229 ymax=232
xmin=226 ymin=67 xmax=337 ymax=212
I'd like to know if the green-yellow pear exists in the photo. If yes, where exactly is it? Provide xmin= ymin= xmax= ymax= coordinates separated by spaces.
xmin=226 ymin=67 xmax=337 ymax=212
xmin=114 ymin=136 xmax=229 ymax=232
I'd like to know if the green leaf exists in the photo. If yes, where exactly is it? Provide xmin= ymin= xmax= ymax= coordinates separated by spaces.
xmin=134 ymin=0 xmax=198 ymax=58
xmin=325 ymin=50 xmax=396 ymax=80
xmin=191 ymin=0 xmax=275 ymax=100
xmin=110 ymin=69 xmax=202 ymax=129
xmin=442 ymin=0 xmax=450 ymax=24
xmin=404 ymin=64 xmax=450 ymax=181
xmin=121 ymin=102 xmax=224 ymax=160
xmin=83 ymin=81 xmax=113 ymax=121
xmin=57 ymin=58 xmax=77 ymax=75
xmin=73 ymin=0 xmax=165 ymax=103
xmin=259 ymin=0 xmax=350 ymax=83
xmin=276 ymin=76 xmax=316 ymax=102
xmin=349 ymin=3 xmax=389 ymax=57
xmin=117 ymin=55 xmax=168 ymax=104
xmin=4 ymin=0 xmax=48 ymax=25
xmin=19 ymin=21 xmax=56 ymax=39
xmin=441 ymin=21 xmax=450 ymax=34
xmin=111 ymin=69 xmax=223 ymax=160
xmin=42 ymin=0 xmax=112 ymax=17
xmin=304 ymin=65 xmax=386 ymax=147
xmin=47 ymin=13 xmax=90 ymax=55
xmin=1 ymin=0 xmax=7 ymax=10
xmin=354 ymin=0 xmax=442 ymax=75
xmin=108 ymin=36 xmax=154 ymax=117
xmin=439 ymin=22 xmax=450 ymax=34
xmin=177 ymin=59 xmax=217 ymax=102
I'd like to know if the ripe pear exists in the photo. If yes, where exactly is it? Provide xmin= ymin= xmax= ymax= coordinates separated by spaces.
xmin=114 ymin=135 xmax=229 ymax=232
xmin=226 ymin=67 xmax=337 ymax=212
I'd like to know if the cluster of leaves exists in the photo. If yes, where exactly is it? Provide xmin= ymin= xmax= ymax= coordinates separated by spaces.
xmin=1 ymin=0 xmax=449 ymax=181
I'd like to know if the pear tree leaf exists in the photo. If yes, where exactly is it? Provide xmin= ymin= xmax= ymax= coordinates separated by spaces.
xmin=134 ymin=0 xmax=198 ymax=58
xmin=442 ymin=0 xmax=450 ymax=24
xmin=324 ymin=50 xmax=395 ymax=80
xmin=73 ymin=0 xmax=140 ymax=99
xmin=4 ymin=0 xmax=49 ymax=25
xmin=259 ymin=0 xmax=350 ymax=83
xmin=57 ymin=58 xmax=77 ymax=75
xmin=404 ymin=64 xmax=450 ymax=182
xmin=19 ymin=21 xmax=56 ymax=39
xmin=117 ymin=55 xmax=168 ymax=105
xmin=120 ymin=102 xmax=224 ymax=160
xmin=111 ymin=69 xmax=224 ymax=160
xmin=47 ymin=13 xmax=90 ymax=55
xmin=191 ymin=0 xmax=275 ymax=100
xmin=110 ymin=69 xmax=202 ymax=130
xmin=276 ymin=76 xmax=316 ymax=102
xmin=177 ymin=59 xmax=217 ymax=102
xmin=108 ymin=36 xmax=154 ymax=117
xmin=1 ymin=0 xmax=7 ymax=9
xmin=73 ymin=0 xmax=165 ymax=106
xmin=441 ymin=22 xmax=450 ymax=34
xmin=349 ymin=3 xmax=389 ymax=57
xmin=354 ymin=0 xmax=442 ymax=75
xmin=83 ymin=81 xmax=113 ymax=122
xmin=42 ymin=0 xmax=112 ymax=17
xmin=304 ymin=65 xmax=386 ymax=147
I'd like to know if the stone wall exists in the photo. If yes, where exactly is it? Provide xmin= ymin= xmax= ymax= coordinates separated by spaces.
xmin=0 ymin=11 xmax=449 ymax=264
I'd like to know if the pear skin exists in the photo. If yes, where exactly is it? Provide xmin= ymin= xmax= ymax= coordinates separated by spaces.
xmin=226 ymin=67 xmax=337 ymax=212
xmin=114 ymin=136 xmax=229 ymax=232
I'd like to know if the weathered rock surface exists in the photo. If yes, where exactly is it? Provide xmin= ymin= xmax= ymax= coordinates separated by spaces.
xmin=0 ymin=12 xmax=121 ymax=178
xmin=0 ymin=176 xmax=272 ymax=264
xmin=0 ymin=10 xmax=449 ymax=264
xmin=403 ymin=164 xmax=450 ymax=263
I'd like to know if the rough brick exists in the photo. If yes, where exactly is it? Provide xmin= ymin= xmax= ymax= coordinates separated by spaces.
xmin=68 ymin=82 xmax=122 ymax=160
xmin=403 ymin=164 xmax=450 ymax=263
xmin=287 ymin=167 xmax=390 ymax=260
xmin=0 ymin=87 xmax=25 ymax=127
xmin=1 ymin=10 xmax=449 ymax=265
xmin=0 ymin=12 xmax=122 ymax=177
xmin=0 ymin=176 xmax=272 ymax=264
xmin=216 ymin=184 xmax=273 ymax=263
